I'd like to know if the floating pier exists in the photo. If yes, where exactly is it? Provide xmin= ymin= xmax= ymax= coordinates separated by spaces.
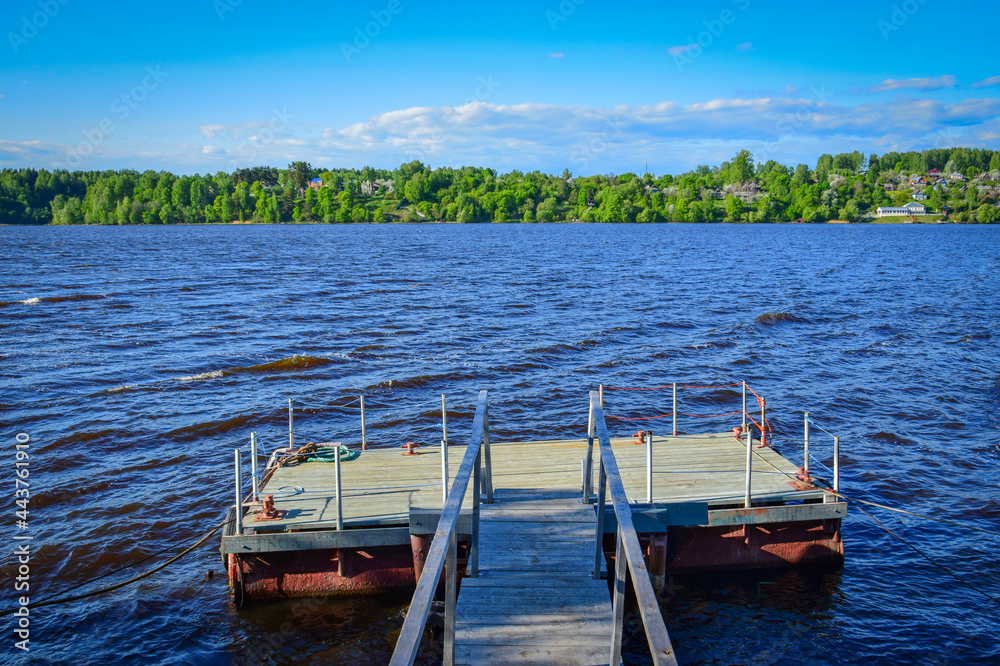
xmin=221 ymin=384 xmax=846 ymax=664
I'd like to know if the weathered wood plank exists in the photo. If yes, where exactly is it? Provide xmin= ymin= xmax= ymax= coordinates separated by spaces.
xmin=455 ymin=644 xmax=608 ymax=666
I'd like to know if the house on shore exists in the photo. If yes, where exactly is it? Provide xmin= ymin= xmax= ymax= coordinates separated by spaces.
xmin=876 ymin=202 xmax=929 ymax=218
xmin=308 ymin=178 xmax=324 ymax=190
xmin=912 ymin=191 xmax=929 ymax=201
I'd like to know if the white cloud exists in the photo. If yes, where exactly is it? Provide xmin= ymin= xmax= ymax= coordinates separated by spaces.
xmin=667 ymin=44 xmax=697 ymax=57
xmin=309 ymin=96 xmax=1000 ymax=172
xmin=735 ymin=42 xmax=753 ymax=53
xmin=7 ymin=94 xmax=1000 ymax=175
xmin=971 ymin=75 xmax=1000 ymax=88
xmin=871 ymin=75 xmax=956 ymax=92
xmin=548 ymin=52 xmax=565 ymax=59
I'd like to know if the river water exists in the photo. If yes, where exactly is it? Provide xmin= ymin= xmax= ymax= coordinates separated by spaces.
xmin=1 ymin=223 xmax=998 ymax=665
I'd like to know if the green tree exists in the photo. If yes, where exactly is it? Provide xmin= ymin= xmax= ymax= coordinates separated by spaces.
xmin=976 ymin=203 xmax=999 ymax=223
xmin=724 ymin=195 xmax=743 ymax=222
xmin=288 ymin=162 xmax=313 ymax=192
xmin=728 ymin=150 xmax=755 ymax=184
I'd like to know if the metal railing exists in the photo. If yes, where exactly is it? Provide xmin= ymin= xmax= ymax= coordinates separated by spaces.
xmin=588 ymin=391 xmax=678 ymax=666
xmin=390 ymin=390 xmax=493 ymax=666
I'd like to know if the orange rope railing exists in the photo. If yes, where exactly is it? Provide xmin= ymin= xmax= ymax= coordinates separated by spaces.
xmin=601 ymin=380 xmax=773 ymax=445
xmin=608 ymin=410 xmax=745 ymax=421
xmin=603 ymin=382 xmax=741 ymax=391
xmin=602 ymin=384 xmax=676 ymax=392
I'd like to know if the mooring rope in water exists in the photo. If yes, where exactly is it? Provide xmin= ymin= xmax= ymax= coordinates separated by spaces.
xmin=739 ymin=438 xmax=1000 ymax=540
xmin=840 ymin=496 xmax=1000 ymax=607
xmin=5 ymin=513 xmax=232 ymax=614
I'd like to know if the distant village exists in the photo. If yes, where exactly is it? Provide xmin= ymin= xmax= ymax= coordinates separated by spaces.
xmin=2 ymin=148 xmax=999 ymax=225
xmin=869 ymin=168 xmax=1000 ymax=222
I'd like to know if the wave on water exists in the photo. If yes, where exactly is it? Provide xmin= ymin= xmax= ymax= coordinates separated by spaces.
xmin=866 ymin=430 xmax=915 ymax=446
xmin=17 ymin=294 xmax=106 ymax=306
xmin=241 ymin=355 xmax=337 ymax=373
xmin=173 ymin=355 xmax=339 ymax=382
xmin=755 ymin=312 xmax=808 ymax=325
xmin=174 ymin=370 xmax=226 ymax=382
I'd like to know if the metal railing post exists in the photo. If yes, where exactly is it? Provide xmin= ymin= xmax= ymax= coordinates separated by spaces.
xmin=483 ymin=402 xmax=493 ymax=504
xmin=250 ymin=433 xmax=259 ymax=503
xmin=834 ymin=436 xmax=840 ymax=492
xmin=672 ymin=382 xmax=678 ymax=436
xmin=335 ymin=445 xmax=344 ymax=530
xmin=234 ymin=449 xmax=243 ymax=535
xmin=360 ymin=395 xmax=367 ymax=450
xmin=594 ymin=457 xmax=607 ymax=580
xmin=288 ymin=399 xmax=294 ymax=450
xmin=804 ymin=412 xmax=810 ymax=475
xmin=646 ymin=431 xmax=653 ymax=504
xmin=742 ymin=381 xmax=747 ymax=430
xmin=760 ymin=397 xmax=767 ymax=447
xmin=441 ymin=394 xmax=448 ymax=446
xmin=469 ymin=447 xmax=482 ymax=577
xmin=441 ymin=439 xmax=449 ymax=504
xmin=583 ymin=400 xmax=595 ymax=502
xmin=444 ymin=531 xmax=457 ymax=666
xmin=744 ymin=430 xmax=753 ymax=508
xmin=610 ymin=528 xmax=626 ymax=666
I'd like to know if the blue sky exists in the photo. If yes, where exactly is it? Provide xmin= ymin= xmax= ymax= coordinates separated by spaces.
xmin=1 ymin=0 xmax=998 ymax=175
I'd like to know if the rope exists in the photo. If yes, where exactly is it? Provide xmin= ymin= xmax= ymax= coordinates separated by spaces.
xmin=607 ymin=410 xmax=744 ymax=421
xmin=828 ymin=491 xmax=1000 ymax=539
xmin=807 ymin=453 xmax=835 ymax=475
xmin=678 ymin=383 xmax=742 ymax=389
xmin=602 ymin=385 xmax=676 ymax=392
xmin=603 ymin=382 xmax=741 ymax=391
xmin=842 ymin=496 xmax=1000 ymax=607
xmin=8 ymin=514 xmax=230 ymax=614
xmin=806 ymin=417 xmax=837 ymax=439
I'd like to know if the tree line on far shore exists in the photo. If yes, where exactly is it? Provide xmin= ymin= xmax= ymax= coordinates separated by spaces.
xmin=1 ymin=146 xmax=998 ymax=226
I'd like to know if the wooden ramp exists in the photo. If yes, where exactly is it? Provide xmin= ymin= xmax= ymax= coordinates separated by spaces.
xmin=455 ymin=488 xmax=613 ymax=666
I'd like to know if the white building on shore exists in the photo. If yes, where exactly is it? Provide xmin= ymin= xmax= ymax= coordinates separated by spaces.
xmin=876 ymin=202 xmax=929 ymax=218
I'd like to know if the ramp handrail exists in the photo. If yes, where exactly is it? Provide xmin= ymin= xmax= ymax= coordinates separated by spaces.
xmin=589 ymin=390 xmax=679 ymax=666
xmin=390 ymin=390 xmax=493 ymax=666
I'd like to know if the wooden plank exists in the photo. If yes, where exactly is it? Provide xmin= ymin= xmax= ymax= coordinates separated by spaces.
xmin=455 ymin=644 xmax=608 ymax=666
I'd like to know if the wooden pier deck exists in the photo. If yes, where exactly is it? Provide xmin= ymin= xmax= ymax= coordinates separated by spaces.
xmin=251 ymin=432 xmax=826 ymax=534
xmin=455 ymin=488 xmax=612 ymax=665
